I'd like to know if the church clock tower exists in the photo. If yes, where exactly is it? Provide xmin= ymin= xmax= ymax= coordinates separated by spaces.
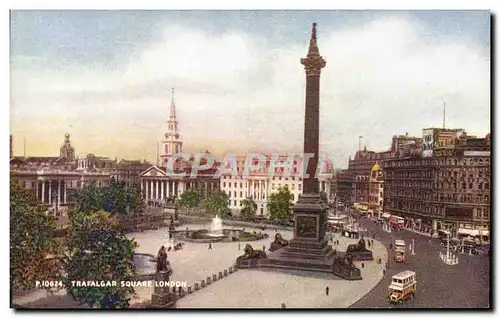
xmin=160 ymin=88 xmax=183 ymax=167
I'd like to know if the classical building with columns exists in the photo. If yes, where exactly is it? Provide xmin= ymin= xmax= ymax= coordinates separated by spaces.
xmin=219 ymin=154 xmax=334 ymax=217
xmin=10 ymin=133 xmax=114 ymax=214
xmin=139 ymin=163 xmax=220 ymax=207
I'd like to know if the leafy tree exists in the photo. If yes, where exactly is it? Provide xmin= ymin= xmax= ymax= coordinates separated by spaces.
xmin=10 ymin=181 xmax=61 ymax=292
xmin=240 ymin=197 xmax=257 ymax=221
xmin=179 ymin=189 xmax=201 ymax=213
xmin=203 ymin=189 xmax=231 ymax=218
xmin=76 ymin=179 xmax=145 ymax=215
xmin=62 ymin=210 xmax=136 ymax=308
xmin=319 ymin=191 xmax=329 ymax=204
xmin=267 ymin=186 xmax=294 ymax=226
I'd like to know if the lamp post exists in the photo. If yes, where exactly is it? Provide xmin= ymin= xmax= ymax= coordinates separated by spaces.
xmin=446 ymin=233 xmax=450 ymax=260
xmin=411 ymin=238 xmax=415 ymax=255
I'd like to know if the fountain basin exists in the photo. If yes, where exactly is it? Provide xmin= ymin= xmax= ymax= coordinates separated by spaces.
xmin=174 ymin=228 xmax=269 ymax=243
xmin=132 ymin=253 xmax=157 ymax=281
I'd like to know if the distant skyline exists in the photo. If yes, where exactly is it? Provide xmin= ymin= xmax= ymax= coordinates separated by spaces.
xmin=10 ymin=10 xmax=491 ymax=168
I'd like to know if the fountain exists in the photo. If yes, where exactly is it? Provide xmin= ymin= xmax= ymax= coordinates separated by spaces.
xmin=174 ymin=215 xmax=269 ymax=243
xmin=210 ymin=215 xmax=223 ymax=232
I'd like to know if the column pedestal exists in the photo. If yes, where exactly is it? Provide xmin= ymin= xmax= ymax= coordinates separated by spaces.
xmin=264 ymin=193 xmax=335 ymax=272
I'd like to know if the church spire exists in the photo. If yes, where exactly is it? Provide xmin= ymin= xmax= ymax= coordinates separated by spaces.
xmin=169 ymin=87 xmax=177 ymax=120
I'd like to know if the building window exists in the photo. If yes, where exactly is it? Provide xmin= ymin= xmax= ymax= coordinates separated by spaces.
xmin=223 ymin=182 xmax=226 ymax=187
xmin=234 ymin=191 xmax=236 ymax=197
xmin=233 ymin=200 xmax=237 ymax=206
xmin=234 ymin=182 xmax=237 ymax=188
xmin=240 ymin=191 xmax=242 ymax=198
xmin=292 ymin=184 xmax=295 ymax=190
xmin=240 ymin=183 xmax=242 ymax=188
xmin=229 ymin=192 xmax=231 ymax=198
xmin=229 ymin=182 xmax=231 ymax=188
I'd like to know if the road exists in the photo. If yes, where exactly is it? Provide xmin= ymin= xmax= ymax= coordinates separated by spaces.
xmin=350 ymin=216 xmax=490 ymax=308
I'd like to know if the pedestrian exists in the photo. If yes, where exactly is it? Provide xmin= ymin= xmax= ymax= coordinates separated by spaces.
xmin=367 ymin=240 xmax=371 ymax=248
xmin=389 ymin=243 xmax=393 ymax=250
xmin=238 ymin=242 xmax=241 ymax=250
xmin=336 ymin=239 xmax=339 ymax=245
xmin=361 ymin=263 xmax=365 ymax=268
xmin=263 ymin=245 xmax=266 ymax=252
xmin=325 ymin=286 xmax=329 ymax=296
xmin=383 ymin=268 xmax=386 ymax=275
xmin=208 ymin=243 xmax=212 ymax=250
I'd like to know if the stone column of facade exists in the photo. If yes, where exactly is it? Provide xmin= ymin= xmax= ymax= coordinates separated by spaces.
xmin=145 ymin=180 xmax=149 ymax=203
xmin=166 ymin=181 xmax=170 ymax=198
xmin=149 ymin=180 xmax=153 ymax=200
xmin=161 ymin=181 xmax=165 ymax=200
xmin=57 ymin=179 xmax=61 ymax=208
xmin=141 ymin=180 xmax=144 ymax=197
xmin=48 ymin=179 xmax=52 ymax=205
xmin=64 ymin=180 xmax=67 ymax=204
xmin=178 ymin=181 xmax=184 ymax=196
xmin=156 ymin=180 xmax=159 ymax=200
xmin=42 ymin=180 xmax=47 ymax=203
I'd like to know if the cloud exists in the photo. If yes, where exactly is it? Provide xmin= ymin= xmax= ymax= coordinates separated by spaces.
xmin=10 ymin=16 xmax=490 ymax=168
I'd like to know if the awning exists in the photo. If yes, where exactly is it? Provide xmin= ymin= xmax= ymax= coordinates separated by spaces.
xmin=439 ymin=230 xmax=451 ymax=236
xmin=381 ymin=213 xmax=391 ymax=219
xmin=458 ymin=229 xmax=489 ymax=237
xmin=458 ymin=229 xmax=477 ymax=236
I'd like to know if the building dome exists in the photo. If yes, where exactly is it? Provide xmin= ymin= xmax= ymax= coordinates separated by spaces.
xmin=371 ymin=163 xmax=381 ymax=172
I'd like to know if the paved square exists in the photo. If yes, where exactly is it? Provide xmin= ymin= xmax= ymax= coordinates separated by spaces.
xmin=130 ymin=224 xmax=387 ymax=308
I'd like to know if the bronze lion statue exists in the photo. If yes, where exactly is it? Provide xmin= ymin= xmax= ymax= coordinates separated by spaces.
xmin=236 ymin=244 xmax=267 ymax=264
xmin=269 ymin=233 xmax=290 ymax=252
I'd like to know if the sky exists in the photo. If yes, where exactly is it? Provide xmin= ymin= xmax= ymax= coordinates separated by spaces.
xmin=10 ymin=10 xmax=491 ymax=168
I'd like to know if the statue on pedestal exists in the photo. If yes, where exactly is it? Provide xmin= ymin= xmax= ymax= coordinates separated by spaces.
xmin=151 ymin=246 xmax=175 ymax=308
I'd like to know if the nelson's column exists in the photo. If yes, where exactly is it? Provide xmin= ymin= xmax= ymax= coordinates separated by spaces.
xmin=266 ymin=23 xmax=334 ymax=272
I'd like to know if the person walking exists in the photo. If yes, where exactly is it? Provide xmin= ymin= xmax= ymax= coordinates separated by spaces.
xmin=325 ymin=286 xmax=329 ymax=296
xmin=208 ymin=243 xmax=212 ymax=250
xmin=263 ymin=245 xmax=266 ymax=252
xmin=238 ymin=242 xmax=241 ymax=250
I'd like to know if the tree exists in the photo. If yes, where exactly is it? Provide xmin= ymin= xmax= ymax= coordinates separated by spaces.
xmin=10 ymin=181 xmax=61 ymax=292
xmin=62 ymin=210 xmax=136 ymax=308
xmin=203 ymin=189 xmax=231 ymax=218
xmin=179 ymin=189 xmax=201 ymax=213
xmin=267 ymin=186 xmax=294 ymax=226
xmin=240 ymin=197 xmax=257 ymax=221
xmin=319 ymin=191 xmax=329 ymax=204
xmin=76 ymin=179 xmax=145 ymax=215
